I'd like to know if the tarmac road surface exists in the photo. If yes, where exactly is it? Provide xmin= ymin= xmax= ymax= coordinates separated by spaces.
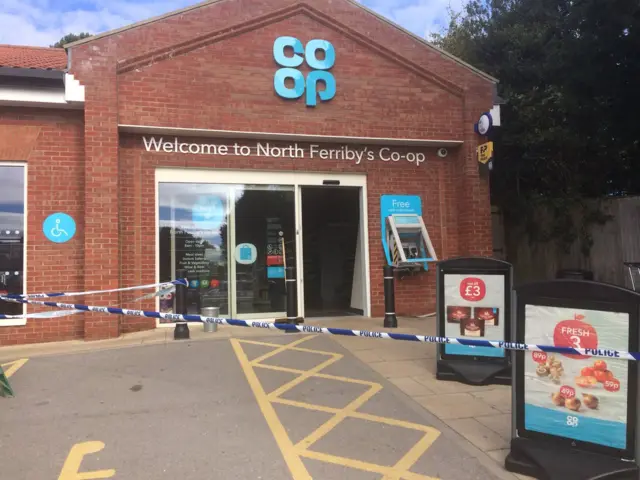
xmin=0 ymin=333 xmax=510 ymax=479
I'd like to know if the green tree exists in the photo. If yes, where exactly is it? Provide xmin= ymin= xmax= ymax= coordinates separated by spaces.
xmin=50 ymin=33 xmax=92 ymax=48
xmin=431 ymin=0 xmax=640 ymax=254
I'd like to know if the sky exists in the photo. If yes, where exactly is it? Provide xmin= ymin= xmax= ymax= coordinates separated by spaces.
xmin=0 ymin=0 xmax=463 ymax=47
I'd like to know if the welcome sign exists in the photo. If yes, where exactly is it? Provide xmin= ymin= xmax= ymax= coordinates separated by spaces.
xmin=142 ymin=137 xmax=426 ymax=167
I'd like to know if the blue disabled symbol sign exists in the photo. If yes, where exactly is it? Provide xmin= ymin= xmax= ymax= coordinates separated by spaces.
xmin=43 ymin=212 xmax=76 ymax=243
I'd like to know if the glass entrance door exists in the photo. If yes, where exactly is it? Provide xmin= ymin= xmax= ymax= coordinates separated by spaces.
xmin=158 ymin=182 xmax=232 ymax=320
xmin=158 ymin=179 xmax=296 ymax=322
xmin=231 ymin=185 xmax=296 ymax=319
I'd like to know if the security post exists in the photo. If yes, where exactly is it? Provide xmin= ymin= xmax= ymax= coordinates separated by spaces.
xmin=284 ymin=265 xmax=303 ymax=333
xmin=436 ymin=256 xmax=512 ymax=385
xmin=173 ymin=269 xmax=190 ymax=340
xmin=505 ymin=279 xmax=640 ymax=479
xmin=383 ymin=265 xmax=397 ymax=328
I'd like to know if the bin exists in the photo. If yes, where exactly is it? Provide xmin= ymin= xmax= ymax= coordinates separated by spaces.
xmin=201 ymin=306 xmax=220 ymax=332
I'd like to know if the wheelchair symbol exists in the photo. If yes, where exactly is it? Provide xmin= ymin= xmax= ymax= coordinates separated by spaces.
xmin=50 ymin=219 xmax=68 ymax=238
xmin=43 ymin=213 xmax=76 ymax=243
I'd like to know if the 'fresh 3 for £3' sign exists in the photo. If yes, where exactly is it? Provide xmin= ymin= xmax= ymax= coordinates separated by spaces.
xmin=273 ymin=36 xmax=336 ymax=107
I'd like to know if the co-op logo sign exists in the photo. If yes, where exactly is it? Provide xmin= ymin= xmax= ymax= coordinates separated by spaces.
xmin=273 ymin=36 xmax=336 ymax=107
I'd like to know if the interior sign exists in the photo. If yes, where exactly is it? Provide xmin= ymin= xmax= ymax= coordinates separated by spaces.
xmin=273 ymin=36 xmax=336 ymax=107
xmin=143 ymin=137 xmax=426 ymax=166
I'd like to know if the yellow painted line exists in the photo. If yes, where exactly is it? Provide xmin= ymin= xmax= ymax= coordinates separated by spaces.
xmin=235 ymin=336 xmax=442 ymax=479
xmin=249 ymin=336 xmax=315 ymax=365
xmin=57 ymin=441 xmax=115 ymax=480
xmin=273 ymin=397 xmax=442 ymax=435
xmin=298 ymin=450 xmax=439 ymax=480
xmin=230 ymin=338 xmax=312 ymax=480
xmin=295 ymin=383 xmax=382 ymax=450
xmin=266 ymin=353 xmax=342 ymax=399
xmin=255 ymin=363 xmax=378 ymax=387
xmin=1 ymin=358 xmax=28 ymax=378
xmin=382 ymin=433 xmax=441 ymax=480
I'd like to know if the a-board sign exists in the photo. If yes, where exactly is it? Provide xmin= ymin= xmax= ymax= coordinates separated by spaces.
xmin=506 ymin=279 xmax=640 ymax=479
xmin=436 ymin=256 xmax=512 ymax=386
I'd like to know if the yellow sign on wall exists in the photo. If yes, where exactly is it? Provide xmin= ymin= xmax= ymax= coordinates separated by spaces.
xmin=477 ymin=142 xmax=494 ymax=164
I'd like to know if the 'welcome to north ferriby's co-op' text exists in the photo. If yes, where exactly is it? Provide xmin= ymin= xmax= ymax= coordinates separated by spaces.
xmin=143 ymin=136 xmax=427 ymax=166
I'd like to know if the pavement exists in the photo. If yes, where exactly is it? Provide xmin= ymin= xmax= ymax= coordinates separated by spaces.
xmin=0 ymin=317 xmax=533 ymax=479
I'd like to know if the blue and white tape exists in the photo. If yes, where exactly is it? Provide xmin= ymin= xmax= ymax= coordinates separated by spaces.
xmin=0 ymin=309 xmax=83 ymax=320
xmin=0 ymin=295 xmax=637 ymax=361
xmin=4 ymin=279 xmax=187 ymax=299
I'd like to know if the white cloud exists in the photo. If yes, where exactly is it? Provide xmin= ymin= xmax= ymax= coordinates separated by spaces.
xmin=0 ymin=0 xmax=459 ymax=47
xmin=363 ymin=0 xmax=463 ymax=39
xmin=0 ymin=0 xmax=192 ymax=46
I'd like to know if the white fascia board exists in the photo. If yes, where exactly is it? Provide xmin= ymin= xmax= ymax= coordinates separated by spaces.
xmin=119 ymin=124 xmax=464 ymax=147
xmin=0 ymin=73 xmax=84 ymax=109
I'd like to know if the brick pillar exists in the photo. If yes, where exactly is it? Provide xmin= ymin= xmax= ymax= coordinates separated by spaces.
xmin=71 ymin=39 xmax=121 ymax=340
xmin=456 ymin=90 xmax=493 ymax=257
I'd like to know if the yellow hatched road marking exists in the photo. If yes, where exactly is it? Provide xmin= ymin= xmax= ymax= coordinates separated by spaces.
xmin=295 ymin=383 xmax=382 ymax=450
xmin=231 ymin=336 xmax=442 ymax=480
xmin=231 ymin=338 xmax=312 ymax=480
xmin=1 ymin=358 xmax=28 ymax=378
xmin=298 ymin=450 xmax=439 ymax=480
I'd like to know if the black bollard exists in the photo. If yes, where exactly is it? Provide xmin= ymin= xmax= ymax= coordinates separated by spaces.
xmin=285 ymin=265 xmax=301 ymax=333
xmin=383 ymin=265 xmax=398 ymax=328
xmin=174 ymin=268 xmax=190 ymax=340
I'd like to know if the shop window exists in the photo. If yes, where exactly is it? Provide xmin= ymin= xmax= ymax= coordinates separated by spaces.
xmin=158 ymin=182 xmax=295 ymax=321
xmin=0 ymin=164 xmax=26 ymax=324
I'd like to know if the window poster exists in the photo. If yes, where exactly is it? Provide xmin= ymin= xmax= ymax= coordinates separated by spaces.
xmin=443 ymin=274 xmax=505 ymax=358
xmin=524 ymin=305 xmax=629 ymax=450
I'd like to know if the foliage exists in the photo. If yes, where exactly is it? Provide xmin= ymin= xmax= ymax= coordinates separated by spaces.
xmin=430 ymin=0 xmax=639 ymax=254
xmin=50 ymin=33 xmax=92 ymax=48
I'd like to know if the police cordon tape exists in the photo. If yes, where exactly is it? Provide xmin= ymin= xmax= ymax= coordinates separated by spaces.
xmin=4 ymin=279 xmax=187 ymax=299
xmin=0 ymin=309 xmax=84 ymax=320
xmin=0 ymin=295 xmax=637 ymax=361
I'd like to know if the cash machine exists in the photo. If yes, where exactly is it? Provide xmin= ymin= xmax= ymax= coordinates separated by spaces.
xmin=380 ymin=195 xmax=438 ymax=277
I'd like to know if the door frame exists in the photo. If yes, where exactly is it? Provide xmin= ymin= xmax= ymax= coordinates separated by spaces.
xmin=154 ymin=168 xmax=371 ymax=325
xmin=294 ymin=173 xmax=370 ymax=319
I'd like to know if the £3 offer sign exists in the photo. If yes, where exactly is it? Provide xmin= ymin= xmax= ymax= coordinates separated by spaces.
xmin=459 ymin=277 xmax=486 ymax=302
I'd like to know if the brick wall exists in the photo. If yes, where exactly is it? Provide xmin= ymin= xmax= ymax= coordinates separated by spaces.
xmin=119 ymin=136 xmax=459 ymax=323
xmin=0 ymin=108 xmax=85 ymax=346
xmin=0 ymin=0 xmax=494 ymax=345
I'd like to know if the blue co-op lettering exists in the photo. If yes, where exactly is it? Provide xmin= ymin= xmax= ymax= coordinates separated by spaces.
xmin=274 ymin=36 xmax=336 ymax=107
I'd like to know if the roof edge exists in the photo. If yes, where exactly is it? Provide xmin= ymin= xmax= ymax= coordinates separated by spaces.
xmin=345 ymin=0 xmax=497 ymax=84
xmin=62 ymin=0 xmax=498 ymax=84
xmin=64 ymin=0 xmax=223 ymax=48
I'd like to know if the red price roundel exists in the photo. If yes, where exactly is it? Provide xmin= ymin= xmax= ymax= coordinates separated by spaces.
xmin=560 ymin=385 xmax=576 ymax=399
xmin=552 ymin=315 xmax=598 ymax=359
xmin=604 ymin=379 xmax=621 ymax=393
xmin=459 ymin=277 xmax=486 ymax=302
xmin=532 ymin=352 xmax=548 ymax=364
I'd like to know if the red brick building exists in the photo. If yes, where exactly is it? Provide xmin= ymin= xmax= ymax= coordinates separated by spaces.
xmin=0 ymin=0 xmax=498 ymax=345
